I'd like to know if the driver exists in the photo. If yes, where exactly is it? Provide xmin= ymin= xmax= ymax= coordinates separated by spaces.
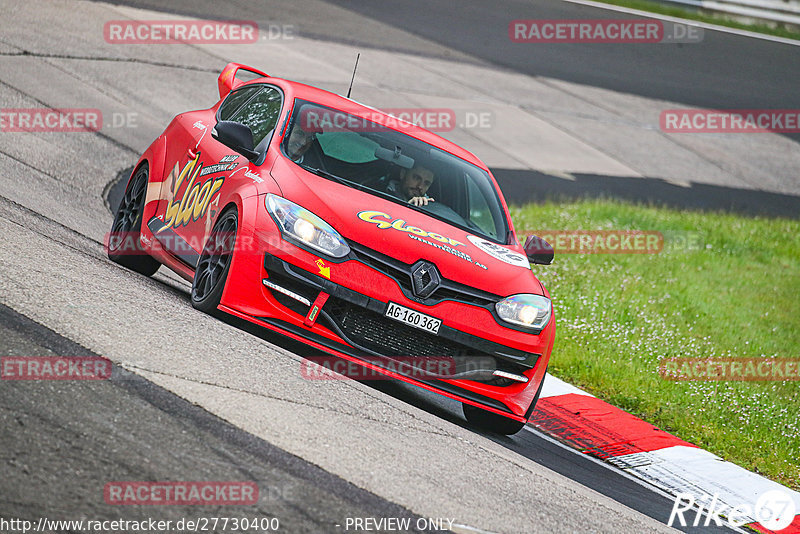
xmin=386 ymin=165 xmax=435 ymax=207
xmin=286 ymin=124 xmax=318 ymax=163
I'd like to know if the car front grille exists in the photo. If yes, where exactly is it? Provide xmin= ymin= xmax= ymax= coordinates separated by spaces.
xmin=262 ymin=253 xmax=536 ymax=386
xmin=320 ymin=297 xmax=530 ymax=384
xmin=327 ymin=296 xmax=471 ymax=358
xmin=349 ymin=242 xmax=498 ymax=307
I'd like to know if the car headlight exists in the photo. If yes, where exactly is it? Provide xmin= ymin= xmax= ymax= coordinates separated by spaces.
xmin=265 ymin=194 xmax=350 ymax=258
xmin=495 ymin=294 xmax=551 ymax=329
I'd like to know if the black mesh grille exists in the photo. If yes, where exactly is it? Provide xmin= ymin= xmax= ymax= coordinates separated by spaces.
xmin=320 ymin=298 xmax=530 ymax=385
xmin=270 ymin=288 xmax=310 ymax=316
xmin=326 ymin=297 xmax=477 ymax=358
xmin=262 ymin=253 xmax=534 ymax=387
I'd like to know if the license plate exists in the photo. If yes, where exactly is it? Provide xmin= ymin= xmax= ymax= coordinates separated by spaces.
xmin=385 ymin=302 xmax=442 ymax=335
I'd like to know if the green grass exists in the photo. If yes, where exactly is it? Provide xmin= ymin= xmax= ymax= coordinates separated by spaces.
xmin=510 ymin=199 xmax=800 ymax=490
xmin=594 ymin=0 xmax=800 ymax=41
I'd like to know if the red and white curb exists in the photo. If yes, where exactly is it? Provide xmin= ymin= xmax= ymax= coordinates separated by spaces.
xmin=528 ymin=374 xmax=800 ymax=533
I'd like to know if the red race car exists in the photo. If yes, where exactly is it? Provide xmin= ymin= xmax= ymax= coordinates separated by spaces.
xmin=108 ymin=62 xmax=555 ymax=435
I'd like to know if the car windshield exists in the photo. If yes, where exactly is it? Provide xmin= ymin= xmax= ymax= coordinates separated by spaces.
xmin=281 ymin=99 xmax=509 ymax=243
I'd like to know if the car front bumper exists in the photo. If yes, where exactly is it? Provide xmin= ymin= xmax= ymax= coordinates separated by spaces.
xmin=219 ymin=205 xmax=554 ymax=420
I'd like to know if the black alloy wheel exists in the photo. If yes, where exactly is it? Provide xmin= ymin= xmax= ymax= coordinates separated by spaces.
xmin=108 ymin=164 xmax=160 ymax=276
xmin=191 ymin=207 xmax=238 ymax=314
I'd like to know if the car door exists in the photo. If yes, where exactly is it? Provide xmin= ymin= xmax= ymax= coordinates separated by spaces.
xmin=155 ymin=84 xmax=282 ymax=265
xmin=191 ymin=84 xmax=284 ymax=241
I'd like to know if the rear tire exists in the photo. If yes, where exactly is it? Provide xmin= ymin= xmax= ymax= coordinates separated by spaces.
xmin=462 ymin=403 xmax=526 ymax=435
xmin=108 ymin=164 xmax=160 ymax=276
xmin=191 ymin=207 xmax=238 ymax=315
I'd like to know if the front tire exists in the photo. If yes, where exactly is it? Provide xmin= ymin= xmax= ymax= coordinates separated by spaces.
xmin=108 ymin=164 xmax=160 ymax=276
xmin=191 ymin=207 xmax=238 ymax=314
xmin=463 ymin=404 xmax=526 ymax=436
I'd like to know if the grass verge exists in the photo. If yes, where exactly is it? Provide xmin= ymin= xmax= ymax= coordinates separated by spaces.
xmin=510 ymin=199 xmax=799 ymax=490
xmin=591 ymin=0 xmax=800 ymax=41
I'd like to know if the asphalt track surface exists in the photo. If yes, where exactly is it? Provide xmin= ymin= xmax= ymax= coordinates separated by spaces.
xmin=0 ymin=303 xmax=434 ymax=533
xmin=105 ymin=0 xmax=800 ymax=114
xmin=1 ymin=0 xmax=796 ymax=533
xmin=100 ymin=0 xmax=800 ymax=217
xmin=0 ymin=291 xmax=732 ymax=534
xmin=103 ymin=170 xmax=738 ymax=534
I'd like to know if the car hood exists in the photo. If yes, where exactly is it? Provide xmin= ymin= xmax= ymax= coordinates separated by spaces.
xmin=270 ymin=157 xmax=543 ymax=297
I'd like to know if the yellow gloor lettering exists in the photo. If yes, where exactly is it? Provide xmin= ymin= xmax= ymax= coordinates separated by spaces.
xmin=165 ymin=154 xmax=226 ymax=229
xmin=174 ymin=153 xmax=199 ymax=193
xmin=391 ymin=219 xmax=412 ymax=232
xmin=179 ymin=181 xmax=200 ymax=226
xmin=356 ymin=210 xmax=465 ymax=247
xmin=358 ymin=211 xmax=392 ymax=229
xmin=192 ymin=180 xmax=213 ymax=220
xmin=165 ymin=156 xmax=200 ymax=228
xmin=202 ymin=178 xmax=225 ymax=215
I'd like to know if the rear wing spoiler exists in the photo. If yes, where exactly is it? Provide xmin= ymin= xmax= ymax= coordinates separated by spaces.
xmin=218 ymin=63 xmax=269 ymax=99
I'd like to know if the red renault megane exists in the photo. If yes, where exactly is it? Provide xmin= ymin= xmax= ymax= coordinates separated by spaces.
xmin=108 ymin=62 xmax=555 ymax=435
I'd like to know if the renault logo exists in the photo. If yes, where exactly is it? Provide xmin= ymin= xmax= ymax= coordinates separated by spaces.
xmin=410 ymin=260 xmax=440 ymax=298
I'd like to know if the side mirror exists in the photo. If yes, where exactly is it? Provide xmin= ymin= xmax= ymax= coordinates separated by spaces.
xmin=212 ymin=121 xmax=259 ymax=161
xmin=523 ymin=235 xmax=554 ymax=265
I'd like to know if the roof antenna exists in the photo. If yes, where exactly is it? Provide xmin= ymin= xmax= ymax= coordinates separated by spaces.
xmin=346 ymin=53 xmax=360 ymax=99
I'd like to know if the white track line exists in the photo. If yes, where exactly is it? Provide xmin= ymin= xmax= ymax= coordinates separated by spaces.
xmin=523 ymin=425 xmax=752 ymax=532
xmin=539 ymin=373 xmax=595 ymax=398
xmin=562 ymin=0 xmax=800 ymax=46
